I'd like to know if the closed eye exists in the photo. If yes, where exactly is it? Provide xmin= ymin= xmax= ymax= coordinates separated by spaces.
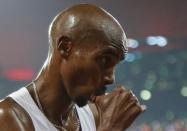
xmin=99 ymin=54 xmax=118 ymax=68
xmin=96 ymin=46 xmax=124 ymax=68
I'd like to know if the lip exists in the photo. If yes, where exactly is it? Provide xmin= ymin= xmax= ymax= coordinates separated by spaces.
xmin=95 ymin=86 xmax=107 ymax=95
xmin=90 ymin=86 xmax=107 ymax=102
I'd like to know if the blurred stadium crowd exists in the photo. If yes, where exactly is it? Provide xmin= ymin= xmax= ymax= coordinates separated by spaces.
xmin=128 ymin=119 xmax=187 ymax=131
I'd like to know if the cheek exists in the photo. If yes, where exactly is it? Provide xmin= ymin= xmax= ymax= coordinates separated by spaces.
xmin=61 ymin=60 xmax=102 ymax=97
xmin=71 ymin=63 xmax=101 ymax=90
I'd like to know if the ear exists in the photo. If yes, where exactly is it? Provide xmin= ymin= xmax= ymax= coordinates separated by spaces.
xmin=57 ymin=36 xmax=72 ymax=58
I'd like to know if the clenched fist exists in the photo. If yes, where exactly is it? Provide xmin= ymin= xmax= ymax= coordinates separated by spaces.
xmin=94 ymin=86 xmax=146 ymax=131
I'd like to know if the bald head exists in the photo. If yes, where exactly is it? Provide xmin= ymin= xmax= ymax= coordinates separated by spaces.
xmin=48 ymin=4 xmax=128 ymax=55
xmin=39 ymin=4 xmax=129 ymax=106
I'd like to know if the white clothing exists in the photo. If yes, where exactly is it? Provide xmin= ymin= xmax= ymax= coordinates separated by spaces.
xmin=8 ymin=87 xmax=96 ymax=131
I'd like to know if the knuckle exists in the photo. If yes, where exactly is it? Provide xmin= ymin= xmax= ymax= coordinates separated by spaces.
xmin=115 ymin=86 xmax=126 ymax=92
xmin=129 ymin=90 xmax=134 ymax=96
xmin=135 ymin=103 xmax=142 ymax=112
xmin=131 ymin=95 xmax=139 ymax=103
xmin=128 ymin=91 xmax=139 ymax=101
xmin=129 ymin=97 xmax=138 ymax=103
xmin=117 ymin=88 xmax=123 ymax=93
xmin=126 ymin=90 xmax=133 ymax=97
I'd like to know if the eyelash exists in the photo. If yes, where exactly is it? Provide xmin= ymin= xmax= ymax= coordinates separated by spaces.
xmin=100 ymin=55 xmax=116 ymax=68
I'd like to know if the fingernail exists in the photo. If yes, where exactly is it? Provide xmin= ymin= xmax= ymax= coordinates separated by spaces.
xmin=141 ymin=105 xmax=147 ymax=112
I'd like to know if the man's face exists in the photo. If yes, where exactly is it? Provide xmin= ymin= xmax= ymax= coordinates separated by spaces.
xmin=60 ymin=37 xmax=124 ymax=107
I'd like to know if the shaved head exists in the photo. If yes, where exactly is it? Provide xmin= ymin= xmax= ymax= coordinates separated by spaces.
xmin=48 ymin=4 xmax=128 ymax=55
xmin=37 ymin=4 xmax=129 ymax=108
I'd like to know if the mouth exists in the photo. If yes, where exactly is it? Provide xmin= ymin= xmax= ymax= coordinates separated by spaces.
xmin=95 ymin=86 xmax=107 ymax=95
xmin=90 ymin=86 xmax=107 ymax=102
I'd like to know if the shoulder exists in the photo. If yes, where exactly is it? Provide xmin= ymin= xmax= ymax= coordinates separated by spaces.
xmin=0 ymin=97 xmax=35 ymax=131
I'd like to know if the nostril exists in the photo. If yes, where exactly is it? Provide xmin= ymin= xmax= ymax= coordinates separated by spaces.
xmin=103 ymin=75 xmax=114 ymax=85
xmin=103 ymin=68 xmax=115 ymax=85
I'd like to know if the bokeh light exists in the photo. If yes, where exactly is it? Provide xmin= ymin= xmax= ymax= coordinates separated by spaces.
xmin=146 ymin=36 xmax=168 ymax=47
xmin=127 ymin=38 xmax=139 ymax=48
xmin=125 ymin=53 xmax=136 ymax=62
xmin=181 ymin=86 xmax=187 ymax=97
xmin=140 ymin=90 xmax=152 ymax=101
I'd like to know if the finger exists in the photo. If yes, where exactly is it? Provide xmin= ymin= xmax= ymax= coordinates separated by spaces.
xmin=126 ymin=90 xmax=141 ymax=104
xmin=133 ymin=103 xmax=146 ymax=115
xmin=129 ymin=103 xmax=142 ymax=117
xmin=127 ymin=100 xmax=147 ymax=115
xmin=95 ymin=92 xmax=115 ymax=104
xmin=121 ymin=89 xmax=134 ymax=100
xmin=114 ymin=85 xmax=126 ymax=93
xmin=121 ymin=98 xmax=137 ymax=111
xmin=122 ymin=105 xmax=143 ymax=129
xmin=129 ymin=91 xmax=139 ymax=103
xmin=140 ymin=105 xmax=147 ymax=112
xmin=95 ymin=95 xmax=103 ymax=103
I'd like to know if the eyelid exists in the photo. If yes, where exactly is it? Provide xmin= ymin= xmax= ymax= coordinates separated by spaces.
xmin=120 ymin=55 xmax=125 ymax=61
xmin=101 ymin=54 xmax=119 ymax=66
xmin=96 ymin=47 xmax=123 ymax=65
xmin=102 ymin=53 xmax=117 ymax=61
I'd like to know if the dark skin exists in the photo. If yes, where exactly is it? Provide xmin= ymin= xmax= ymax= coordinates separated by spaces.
xmin=0 ymin=4 xmax=145 ymax=131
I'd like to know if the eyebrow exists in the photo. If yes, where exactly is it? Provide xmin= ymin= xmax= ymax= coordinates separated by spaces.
xmin=101 ymin=46 xmax=125 ymax=61
xmin=109 ymin=38 xmax=128 ymax=55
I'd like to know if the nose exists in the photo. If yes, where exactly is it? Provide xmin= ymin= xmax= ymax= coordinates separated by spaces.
xmin=103 ymin=69 xmax=115 ymax=85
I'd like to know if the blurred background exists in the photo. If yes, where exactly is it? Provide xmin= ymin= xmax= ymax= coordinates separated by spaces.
xmin=0 ymin=0 xmax=187 ymax=130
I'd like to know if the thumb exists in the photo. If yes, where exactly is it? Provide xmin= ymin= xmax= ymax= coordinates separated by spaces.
xmin=140 ymin=105 xmax=147 ymax=112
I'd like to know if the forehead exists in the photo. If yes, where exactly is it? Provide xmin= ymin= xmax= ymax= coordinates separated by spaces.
xmin=74 ymin=29 xmax=127 ymax=59
xmin=79 ymin=30 xmax=126 ymax=49
xmin=79 ymin=38 xmax=125 ymax=60
xmin=97 ymin=43 xmax=125 ymax=60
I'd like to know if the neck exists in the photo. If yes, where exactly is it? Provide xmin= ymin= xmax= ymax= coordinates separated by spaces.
xmin=28 ymin=65 xmax=73 ymax=125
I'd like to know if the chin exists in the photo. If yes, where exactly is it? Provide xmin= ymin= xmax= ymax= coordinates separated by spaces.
xmin=73 ymin=96 xmax=89 ymax=107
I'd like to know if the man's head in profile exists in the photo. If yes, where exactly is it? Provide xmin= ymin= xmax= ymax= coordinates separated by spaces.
xmin=47 ymin=4 xmax=128 ymax=107
xmin=0 ymin=4 xmax=145 ymax=131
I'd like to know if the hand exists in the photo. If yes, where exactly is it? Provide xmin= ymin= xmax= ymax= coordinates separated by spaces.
xmin=94 ymin=86 xmax=146 ymax=131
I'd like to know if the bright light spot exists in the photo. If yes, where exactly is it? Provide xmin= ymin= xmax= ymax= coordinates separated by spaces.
xmin=5 ymin=69 xmax=34 ymax=81
xmin=146 ymin=36 xmax=157 ymax=45
xmin=127 ymin=38 xmax=139 ymax=48
xmin=140 ymin=90 xmax=152 ymax=101
xmin=68 ymin=15 xmax=76 ymax=28
xmin=157 ymin=36 xmax=167 ymax=47
xmin=181 ymin=86 xmax=187 ymax=97
xmin=146 ymin=36 xmax=167 ymax=47
xmin=125 ymin=53 xmax=135 ymax=62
